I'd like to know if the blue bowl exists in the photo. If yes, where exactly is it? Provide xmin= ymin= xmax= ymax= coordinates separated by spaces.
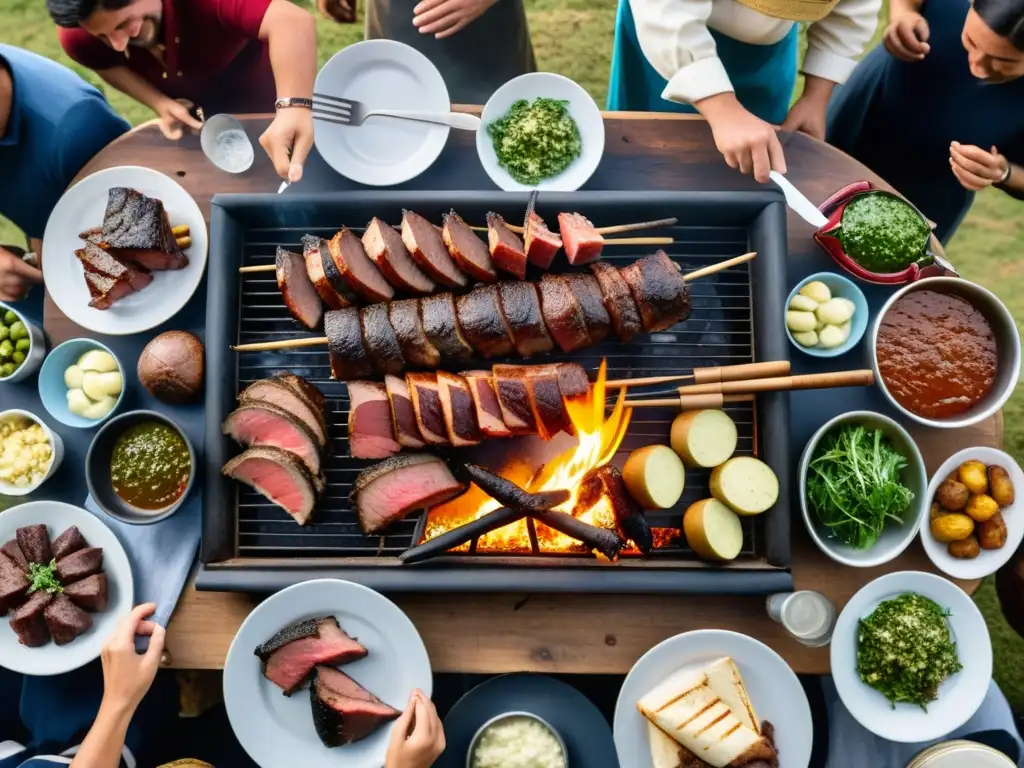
xmin=38 ymin=339 xmax=125 ymax=428
xmin=785 ymin=271 xmax=869 ymax=358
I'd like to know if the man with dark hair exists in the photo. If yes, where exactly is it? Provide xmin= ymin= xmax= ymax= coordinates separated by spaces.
xmin=50 ymin=0 xmax=318 ymax=183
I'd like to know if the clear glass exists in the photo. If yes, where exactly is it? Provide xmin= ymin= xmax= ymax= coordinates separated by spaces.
xmin=766 ymin=590 xmax=836 ymax=647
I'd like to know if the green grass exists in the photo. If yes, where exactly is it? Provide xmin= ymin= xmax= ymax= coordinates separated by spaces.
xmin=4 ymin=0 xmax=1024 ymax=708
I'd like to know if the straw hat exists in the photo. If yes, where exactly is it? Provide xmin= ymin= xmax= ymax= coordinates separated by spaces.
xmin=157 ymin=761 xmax=214 ymax=768
xmin=733 ymin=0 xmax=841 ymax=22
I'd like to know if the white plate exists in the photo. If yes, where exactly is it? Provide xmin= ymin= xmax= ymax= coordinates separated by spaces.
xmin=478 ymin=72 xmax=604 ymax=192
xmin=613 ymin=629 xmax=812 ymax=768
xmin=42 ymin=166 xmax=208 ymax=336
xmin=920 ymin=447 xmax=1024 ymax=579
xmin=831 ymin=571 xmax=992 ymax=743
xmin=314 ymin=40 xmax=450 ymax=187
xmin=224 ymin=579 xmax=432 ymax=768
xmin=0 ymin=501 xmax=134 ymax=676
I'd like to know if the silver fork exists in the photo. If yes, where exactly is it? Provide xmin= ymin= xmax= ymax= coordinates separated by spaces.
xmin=312 ymin=93 xmax=481 ymax=131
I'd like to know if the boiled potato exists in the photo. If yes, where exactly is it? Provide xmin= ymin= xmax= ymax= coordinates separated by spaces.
xmin=816 ymin=298 xmax=855 ymax=326
xmin=77 ymin=349 xmax=118 ymax=373
xmin=978 ymin=511 xmax=1008 ymax=550
xmin=838 ymin=321 xmax=852 ymax=342
xmin=935 ymin=479 xmax=969 ymax=511
xmin=671 ymin=410 xmax=737 ymax=468
xmin=82 ymin=396 xmax=117 ymax=420
xmin=793 ymin=330 xmax=819 ymax=347
xmin=818 ymin=324 xmax=846 ymax=349
xmin=683 ymin=499 xmax=743 ymax=561
xmin=966 ymin=493 xmax=999 ymax=523
xmin=958 ymin=460 xmax=988 ymax=495
xmin=623 ymin=445 xmax=685 ymax=509
xmin=988 ymin=465 xmax=1015 ymax=507
xmin=788 ymin=295 xmax=819 ymax=312
xmin=930 ymin=512 xmax=975 ymax=542
xmin=948 ymin=535 xmax=981 ymax=559
xmin=799 ymin=281 xmax=831 ymax=303
xmin=930 ymin=502 xmax=949 ymax=521
xmin=82 ymin=370 xmax=122 ymax=401
xmin=709 ymin=456 xmax=779 ymax=516
xmin=786 ymin=311 xmax=817 ymax=333
xmin=66 ymin=388 xmax=92 ymax=416
xmin=64 ymin=364 xmax=84 ymax=390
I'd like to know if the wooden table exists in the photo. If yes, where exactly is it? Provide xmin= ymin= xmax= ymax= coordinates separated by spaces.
xmin=51 ymin=112 xmax=1000 ymax=675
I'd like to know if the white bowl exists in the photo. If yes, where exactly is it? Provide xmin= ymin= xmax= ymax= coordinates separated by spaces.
xmin=0 ymin=301 xmax=46 ymax=383
xmin=799 ymin=410 xmax=928 ymax=567
xmin=920 ymin=446 xmax=1024 ymax=579
xmin=0 ymin=409 xmax=65 ymax=496
xmin=478 ymin=72 xmax=604 ymax=192
xmin=831 ymin=571 xmax=991 ymax=743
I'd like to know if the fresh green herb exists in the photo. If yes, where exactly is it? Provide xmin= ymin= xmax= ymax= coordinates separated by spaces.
xmin=487 ymin=98 xmax=582 ymax=185
xmin=857 ymin=592 xmax=962 ymax=709
xmin=27 ymin=559 xmax=62 ymax=594
xmin=806 ymin=424 xmax=913 ymax=549
xmin=839 ymin=193 xmax=930 ymax=274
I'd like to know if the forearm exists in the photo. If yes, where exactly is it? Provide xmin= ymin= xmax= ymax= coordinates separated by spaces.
xmin=96 ymin=67 xmax=169 ymax=113
xmin=261 ymin=0 xmax=317 ymax=100
xmin=890 ymin=0 xmax=924 ymax=15
xmin=70 ymin=699 xmax=134 ymax=768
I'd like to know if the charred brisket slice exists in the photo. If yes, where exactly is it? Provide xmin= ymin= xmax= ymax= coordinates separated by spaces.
xmin=385 ymin=374 xmax=425 ymax=449
xmin=566 ymin=273 xmax=611 ymax=343
xmin=325 ymin=307 xmax=374 ymax=381
xmin=420 ymin=294 xmax=474 ymax=363
xmin=360 ymin=303 xmax=405 ymax=375
xmin=347 ymin=381 xmax=400 ymax=460
xmin=454 ymin=285 xmax=515 ymax=358
xmin=437 ymin=372 xmax=481 ymax=447
xmin=56 ymin=547 xmax=103 ymax=584
xmin=223 ymin=446 xmax=319 ymax=526
xmin=1 ymin=539 xmax=29 ymax=572
xmin=76 ymin=242 xmax=153 ymax=292
xmin=486 ymin=212 xmax=527 ymax=279
xmin=303 ymin=234 xmax=353 ymax=310
xmin=351 ymin=453 xmax=464 ymax=535
xmin=276 ymin=247 xmax=323 ymax=330
xmin=44 ymin=593 xmax=93 ymax=645
xmin=492 ymin=366 xmax=537 ymax=435
xmin=79 ymin=227 xmax=103 ymax=246
xmin=63 ymin=573 xmax=109 ymax=612
xmin=51 ymin=526 xmax=88 ymax=562
xmin=0 ymin=557 xmax=28 ymax=617
xmin=240 ymin=378 xmax=327 ymax=449
xmin=16 ymin=525 xmax=52 ymax=566
xmin=441 ymin=210 xmax=497 ymax=283
xmin=553 ymin=362 xmax=590 ymax=399
xmin=497 ymin=281 xmax=554 ymax=357
xmin=223 ymin=402 xmax=323 ymax=478
xmin=10 ymin=591 xmax=52 ymax=647
xmin=254 ymin=615 xmax=368 ymax=695
xmin=276 ymin=373 xmax=327 ymax=415
xmin=401 ymin=210 xmax=468 ymax=289
xmin=310 ymin=666 xmax=401 ymax=747
xmin=101 ymin=187 xmax=187 ymax=270
xmin=523 ymin=210 xmax=562 ymax=269
xmin=327 ymin=228 xmax=394 ymax=303
xmin=538 ymin=273 xmax=592 ymax=353
xmin=619 ymin=251 xmax=692 ymax=332
xmin=84 ymin=267 xmax=137 ymax=309
xmin=388 ymin=299 xmax=441 ymax=369
xmin=362 ymin=217 xmax=435 ymax=295
xmin=589 ymin=261 xmax=643 ymax=342
xmin=405 ymin=372 xmax=449 ymax=446
xmin=460 ymin=370 xmax=511 ymax=438
xmin=558 ymin=212 xmax=604 ymax=265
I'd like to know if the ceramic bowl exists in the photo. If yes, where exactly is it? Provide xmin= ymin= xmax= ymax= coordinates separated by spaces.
xmin=38 ymin=339 xmax=125 ymax=428
xmin=799 ymin=410 xmax=928 ymax=567
xmin=466 ymin=711 xmax=568 ymax=768
xmin=784 ymin=271 xmax=868 ymax=358
xmin=0 ymin=301 xmax=46 ymax=383
xmin=0 ymin=409 xmax=65 ymax=496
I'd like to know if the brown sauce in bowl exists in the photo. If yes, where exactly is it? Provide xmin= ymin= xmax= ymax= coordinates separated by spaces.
xmin=876 ymin=290 xmax=997 ymax=419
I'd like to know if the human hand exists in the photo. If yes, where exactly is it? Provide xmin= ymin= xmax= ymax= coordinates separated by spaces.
xmin=0 ymin=247 xmax=43 ymax=302
xmin=156 ymin=98 xmax=203 ymax=141
xmin=884 ymin=10 xmax=930 ymax=62
xmin=950 ymin=142 xmax=1009 ymax=191
xmin=385 ymin=689 xmax=445 ymax=768
xmin=699 ymin=93 xmax=785 ymax=183
xmin=100 ymin=603 xmax=166 ymax=715
xmin=780 ymin=75 xmax=832 ymax=141
xmin=260 ymin=107 xmax=315 ymax=182
xmin=412 ymin=0 xmax=497 ymax=38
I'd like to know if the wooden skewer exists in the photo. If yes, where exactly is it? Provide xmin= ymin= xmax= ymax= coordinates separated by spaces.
xmin=674 ymin=369 xmax=875 ymax=397
xmin=624 ymin=393 xmax=755 ymax=409
xmin=683 ymin=251 xmax=755 ymax=282
xmin=470 ymin=216 xmax=679 ymax=236
xmin=605 ymin=360 xmax=790 ymax=389
xmin=239 ymin=264 xmax=276 ymax=273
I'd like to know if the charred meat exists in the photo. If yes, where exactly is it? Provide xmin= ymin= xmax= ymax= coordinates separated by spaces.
xmin=566 ymin=273 xmax=611 ymax=343
xmin=303 ymin=234 xmax=354 ymax=310
xmin=401 ymin=210 xmax=468 ymax=289
xmin=254 ymin=615 xmax=368 ymax=695
xmin=620 ymin=250 xmax=692 ymax=332
xmin=325 ymin=308 xmax=374 ymax=381
xmin=359 ymin=303 xmax=405 ymax=375
xmin=223 ymin=402 xmax=323 ymax=477
xmin=437 ymin=371 xmax=481 ymax=447
xmin=10 ymin=591 xmax=52 ymax=647
xmin=420 ymin=294 xmax=474 ymax=363
xmin=385 ymin=374 xmax=425 ymax=450
xmin=538 ymin=273 xmax=591 ymax=353
xmin=56 ymin=547 xmax=103 ymax=584
xmin=362 ymin=217 xmax=435 ymax=295
xmin=405 ymin=372 xmax=449 ymax=446
xmin=388 ymin=299 xmax=441 ymax=369
xmin=17 ymin=525 xmax=52 ymax=566
xmin=240 ymin=378 xmax=327 ymax=449
xmin=492 ymin=366 xmax=537 ymax=435
xmin=44 ymin=593 xmax=93 ymax=645
xmin=101 ymin=187 xmax=187 ymax=270
xmin=50 ymin=526 xmax=87 ymax=562
xmin=0 ymin=557 xmax=28 ymax=617
xmin=327 ymin=228 xmax=394 ymax=304
xmin=0 ymin=540 xmax=29 ymax=572
xmin=222 ymin=446 xmax=319 ymax=526
xmin=351 ymin=453 xmax=465 ymax=535
xmin=310 ymin=666 xmax=401 ymax=747
xmin=455 ymin=285 xmax=516 ymax=359
xmin=461 ymin=370 xmax=511 ymax=439
xmin=497 ymin=282 xmax=553 ymax=358
xmin=589 ymin=261 xmax=643 ymax=342
xmin=486 ymin=212 xmax=527 ymax=279
xmin=347 ymin=381 xmax=400 ymax=460
xmin=76 ymin=242 xmax=153 ymax=292
xmin=63 ymin=573 xmax=108 ymax=612
xmin=442 ymin=210 xmax=497 ymax=283
xmin=276 ymin=247 xmax=323 ymax=330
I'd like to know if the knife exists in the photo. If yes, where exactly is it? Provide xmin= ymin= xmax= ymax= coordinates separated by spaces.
xmin=769 ymin=171 xmax=829 ymax=229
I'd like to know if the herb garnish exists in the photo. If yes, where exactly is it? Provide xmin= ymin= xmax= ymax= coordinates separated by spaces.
xmin=27 ymin=559 xmax=63 ymax=594
xmin=806 ymin=425 xmax=913 ymax=548
xmin=839 ymin=193 xmax=930 ymax=274
xmin=487 ymin=98 xmax=582 ymax=185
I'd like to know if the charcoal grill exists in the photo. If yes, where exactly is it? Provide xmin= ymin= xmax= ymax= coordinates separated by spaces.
xmin=200 ymin=191 xmax=793 ymax=594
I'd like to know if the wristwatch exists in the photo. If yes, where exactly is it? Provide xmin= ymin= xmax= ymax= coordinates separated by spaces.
xmin=275 ymin=97 xmax=313 ymax=110
xmin=999 ymin=161 xmax=1012 ymax=185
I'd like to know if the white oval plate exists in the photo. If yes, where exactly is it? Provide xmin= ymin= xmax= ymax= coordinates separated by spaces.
xmin=478 ymin=72 xmax=604 ymax=192
xmin=224 ymin=579 xmax=432 ymax=768
xmin=921 ymin=446 xmax=1024 ymax=579
xmin=0 ymin=500 xmax=134 ymax=676
xmin=42 ymin=166 xmax=207 ymax=336
xmin=314 ymin=40 xmax=450 ymax=187
xmin=831 ymin=571 xmax=992 ymax=743
xmin=613 ymin=629 xmax=812 ymax=768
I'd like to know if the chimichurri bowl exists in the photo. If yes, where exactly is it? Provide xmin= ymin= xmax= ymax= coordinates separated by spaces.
xmin=86 ymin=409 xmax=195 ymax=525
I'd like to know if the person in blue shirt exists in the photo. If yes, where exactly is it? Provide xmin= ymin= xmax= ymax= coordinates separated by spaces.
xmin=0 ymin=44 xmax=129 ymax=304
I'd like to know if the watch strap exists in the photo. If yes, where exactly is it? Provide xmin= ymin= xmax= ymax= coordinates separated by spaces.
xmin=275 ymin=97 xmax=313 ymax=110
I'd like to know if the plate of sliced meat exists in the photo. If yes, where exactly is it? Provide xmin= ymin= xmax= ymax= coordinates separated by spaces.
xmin=224 ymin=578 xmax=432 ymax=768
xmin=42 ymin=165 xmax=208 ymax=335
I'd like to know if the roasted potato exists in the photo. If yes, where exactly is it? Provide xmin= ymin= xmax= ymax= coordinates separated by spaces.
xmin=930 ymin=513 xmax=975 ymax=543
xmin=988 ymin=465 xmax=1015 ymax=508
xmin=930 ymin=502 xmax=949 ymax=521
xmin=977 ymin=511 xmax=1008 ymax=550
xmin=935 ymin=479 xmax=970 ymax=512
xmin=966 ymin=493 xmax=1000 ymax=523
xmin=948 ymin=535 xmax=981 ymax=559
xmin=958 ymin=460 xmax=989 ymax=495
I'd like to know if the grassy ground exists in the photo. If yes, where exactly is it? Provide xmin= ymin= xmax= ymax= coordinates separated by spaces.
xmin=4 ymin=0 xmax=1024 ymax=708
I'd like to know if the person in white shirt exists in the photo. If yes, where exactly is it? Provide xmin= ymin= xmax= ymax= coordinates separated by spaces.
xmin=608 ymin=0 xmax=881 ymax=182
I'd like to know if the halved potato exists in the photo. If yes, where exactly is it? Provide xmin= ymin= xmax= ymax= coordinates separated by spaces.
xmin=670 ymin=410 xmax=737 ymax=468
xmin=623 ymin=445 xmax=685 ymax=509
xmin=683 ymin=499 xmax=743 ymax=561
xmin=709 ymin=456 xmax=779 ymax=516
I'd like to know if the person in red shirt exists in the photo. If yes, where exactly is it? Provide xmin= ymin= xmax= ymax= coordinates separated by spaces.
xmin=48 ymin=0 xmax=317 ymax=182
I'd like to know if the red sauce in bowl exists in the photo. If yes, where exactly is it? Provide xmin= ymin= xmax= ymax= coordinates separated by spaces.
xmin=876 ymin=290 xmax=997 ymax=419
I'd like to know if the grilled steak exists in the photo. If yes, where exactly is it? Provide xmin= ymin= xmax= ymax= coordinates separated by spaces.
xmin=589 ymin=261 xmax=643 ymax=341
xmin=362 ymin=217 xmax=435 ymax=295
xmin=401 ymin=210 xmax=467 ymax=288
xmin=347 ymin=381 xmax=400 ymax=460
xmin=76 ymin=242 xmax=152 ymax=291
xmin=442 ymin=210 xmax=497 ymax=283
xmin=276 ymin=247 xmax=323 ymax=330
xmin=325 ymin=308 xmax=374 ymax=381
xmin=0 ymin=556 xmax=28 ymax=616
xmin=327 ymin=228 xmax=394 ymax=303
xmin=51 ymin=526 xmax=87 ymax=562
xmin=523 ymin=210 xmax=562 ymax=269
xmin=497 ymin=281 xmax=553 ymax=358
xmin=223 ymin=402 xmax=323 ymax=477
xmin=385 ymin=374 xmax=425 ymax=449
xmin=566 ymin=273 xmax=611 ymax=343
xmin=388 ymin=299 xmax=441 ymax=369
xmin=558 ymin=212 xmax=604 ymax=264
xmin=303 ymin=234 xmax=354 ymax=310
xmin=277 ymin=373 xmax=327 ymax=414
xmin=1 ymin=540 xmax=29 ymax=572
xmin=620 ymin=251 xmax=692 ymax=331
xmin=44 ymin=593 xmax=93 ymax=645
xmin=101 ymin=187 xmax=187 ymax=270
xmin=522 ymin=366 xmax=569 ymax=439
xmin=84 ymin=268 xmax=137 ymax=309
xmin=486 ymin=212 xmax=527 ymax=279
xmin=56 ymin=547 xmax=103 ymax=584
xmin=63 ymin=573 xmax=108 ymax=612
xmin=240 ymin=379 xmax=327 ymax=449
xmin=351 ymin=453 xmax=464 ymax=535
xmin=254 ymin=615 xmax=368 ymax=695
xmin=360 ymin=303 xmax=405 ymax=375
xmin=538 ymin=273 xmax=592 ymax=352
xmin=79 ymin=226 xmax=103 ymax=245
xmin=461 ymin=370 xmax=511 ymax=438
xmin=10 ymin=591 xmax=52 ymax=646
xmin=222 ymin=446 xmax=319 ymax=526
xmin=16 ymin=525 xmax=52 ymax=565
xmin=455 ymin=285 xmax=515 ymax=358
xmin=420 ymin=293 xmax=474 ymax=363
xmin=492 ymin=366 xmax=537 ymax=435
xmin=406 ymin=372 xmax=448 ymax=446
xmin=310 ymin=666 xmax=401 ymax=747
xmin=437 ymin=371 xmax=481 ymax=447
xmin=552 ymin=362 xmax=590 ymax=398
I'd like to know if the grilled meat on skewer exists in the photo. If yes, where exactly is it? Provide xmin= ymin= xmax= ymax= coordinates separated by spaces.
xmin=420 ymin=293 xmax=474 ymax=363
xmin=497 ymin=282 xmax=553 ymax=358
xmin=620 ymin=250 xmax=692 ymax=331
xmin=538 ymin=273 xmax=592 ymax=353
xmin=523 ymin=209 xmax=562 ymax=269
xmin=385 ymin=374 xmax=425 ymax=449
xmin=442 ymin=210 xmax=497 ymax=283
xmin=101 ymin=187 xmax=187 ymax=270
xmin=347 ymin=381 xmax=400 ymax=460
xmin=437 ymin=371 xmax=481 ymax=447
xmin=486 ymin=212 xmax=527 ymax=279
xmin=401 ymin=210 xmax=468 ymax=289
xmin=461 ymin=370 xmax=511 ymax=438
xmin=351 ymin=453 xmax=464 ymax=535
xmin=325 ymin=308 xmax=374 ymax=381
xmin=327 ymin=228 xmax=394 ymax=303
xmin=492 ymin=366 xmax=537 ymax=435
xmin=222 ymin=446 xmax=319 ymax=526
xmin=455 ymin=285 xmax=516 ymax=358
xmin=520 ymin=366 xmax=568 ymax=440
xmin=303 ymin=235 xmax=354 ymax=310
xmin=362 ymin=217 xmax=435 ymax=295
xmin=566 ymin=273 xmax=612 ymax=344
xmin=359 ymin=303 xmax=405 ymax=375
xmin=406 ymin=372 xmax=449 ymax=446
xmin=388 ymin=299 xmax=441 ymax=368
xmin=589 ymin=261 xmax=643 ymax=342
xmin=276 ymin=247 xmax=322 ymax=330
xmin=559 ymin=212 xmax=604 ymax=265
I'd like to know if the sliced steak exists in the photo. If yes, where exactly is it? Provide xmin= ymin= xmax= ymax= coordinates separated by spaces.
xmin=619 ymin=251 xmax=692 ymax=331
xmin=0 ymin=557 xmax=28 ymax=616
xmin=523 ymin=367 xmax=570 ymax=439
xmin=56 ymin=547 xmax=103 ymax=584
xmin=1 ymin=540 xmax=29 ymax=572
xmin=460 ymin=370 xmax=511 ymax=438
xmin=327 ymin=228 xmax=394 ymax=303
xmin=566 ymin=273 xmax=612 ymax=343
xmin=538 ymin=273 xmax=592 ymax=352
xmin=486 ymin=212 xmax=527 ymax=279
xmin=420 ymin=294 xmax=474 ymax=363
xmin=16 ymin=525 xmax=52 ymax=565
xmin=455 ymin=285 xmax=515 ymax=358
xmin=223 ymin=402 xmax=323 ymax=477
xmin=101 ymin=187 xmax=188 ymax=270
xmin=44 ymin=593 xmax=93 ymax=645
xmin=277 ymin=373 xmax=327 ymax=414
xmin=497 ymin=281 xmax=553 ymax=357
xmin=406 ymin=373 xmax=449 ymax=446
xmin=223 ymin=447 xmax=319 ymax=526
xmin=76 ymin=242 xmax=153 ymax=292
xmin=589 ymin=261 xmax=643 ymax=342
xmin=362 ymin=217 xmax=435 ymax=295
xmin=437 ymin=371 xmax=481 ymax=447
xmin=255 ymin=615 xmax=368 ymax=695
xmin=84 ymin=269 xmax=136 ymax=309
xmin=388 ymin=299 xmax=441 ymax=369
xmin=51 ymin=526 xmax=88 ymax=562
xmin=240 ymin=379 xmax=327 ymax=449
xmin=492 ymin=366 xmax=537 ymax=435
xmin=325 ymin=307 xmax=374 ymax=381
xmin=359 ymin=303 xmax=405 ymax=375
xmin=523 ymin=210 xmax=562 ymax=269
xmin=63 ymin=573 xmax=108 ymax=612
xmin=276 ymin=247 xmax=323 ymax=330
xmin=310 ymin=666 xmax=401 ymax=747
xmin=351 ymin=453 xmax=465 ymax=535
xmin=558 ymin=212 xmax=605 ymax=265
xmin=553 ymin=362 xmax=590 ymax=398
xmin=10 ymin=591 xmax=52 ymax=647
xmin=385 ymin=374 xmax=425 ymax=450
xmin=347 ymin=381 xmax=400 ymax=460
xmin=401 ymin=210 xmax=468 ymax=289
xmin=303 ymin=234 xmax=353 ymax=310
xmin=442 ymin=210 xmax=497 ymax=283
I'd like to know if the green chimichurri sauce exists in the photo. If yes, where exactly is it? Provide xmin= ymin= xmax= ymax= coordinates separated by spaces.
xmin=110 ymin=422 xmax=190 ymax=511
xmin=839 ymin=193 xmax=930 ymax=274
xmin=488 ymin=98 xmax=582 ymax=185
xmin=857 ymin=592 xmax=962 ymax=710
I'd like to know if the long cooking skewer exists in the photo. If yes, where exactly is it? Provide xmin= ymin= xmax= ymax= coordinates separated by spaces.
xmin=605 ymin=360 xmax=790 ymax=389
xmin=468 ymin=216 xmax=679 ymax=236
xmin=623 ymin=370 xmax=875 ymax=407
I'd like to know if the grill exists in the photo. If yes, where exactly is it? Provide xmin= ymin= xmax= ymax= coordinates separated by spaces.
xmin=200 ymin=191 xmax=793 ymax=595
